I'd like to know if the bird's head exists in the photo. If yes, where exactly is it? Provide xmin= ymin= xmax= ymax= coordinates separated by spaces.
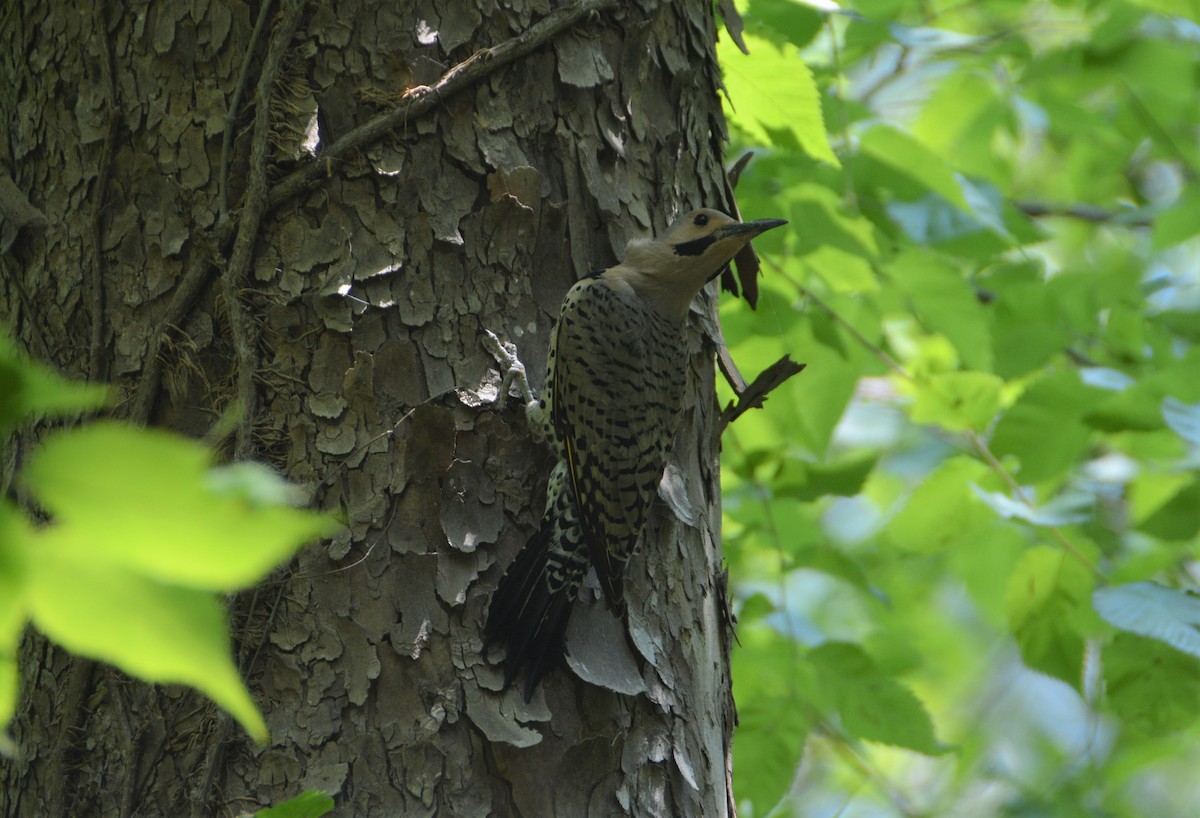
xmin=617 ymin=208 xmax=787 ymax=321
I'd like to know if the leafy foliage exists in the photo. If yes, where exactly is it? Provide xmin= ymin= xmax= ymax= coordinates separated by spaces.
xmin=0 ymin=340 xmax=339 ymax=745
xmin=717 ymin=1 xmax=1200 ymax=815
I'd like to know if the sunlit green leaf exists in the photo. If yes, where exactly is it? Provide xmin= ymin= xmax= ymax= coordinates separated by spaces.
xmin=860 ymin=125 xmax=969 ymax=211
xmin=22 ymin=423 xmax=339 ymax=591
xmin=719 ymin=33 xmax=839 ymax=166
xmin=809 ymin=642 xmax=943 ymax=754
xmin=1006 ymin=546 xmax=1094 ymax=689
xmin=910 ymin=371 xmax=1004 ymax=432
xmin=0 ymin=504 xmax=31 ymax=734
xmin=27 ymin=530 xmax=267 ymax=742
xmin=0 ymin=335 xmax=109 ymax=433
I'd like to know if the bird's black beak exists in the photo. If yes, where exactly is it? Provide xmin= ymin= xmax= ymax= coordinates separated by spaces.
xmin=713 ymin=218 xmax=787 ymax=241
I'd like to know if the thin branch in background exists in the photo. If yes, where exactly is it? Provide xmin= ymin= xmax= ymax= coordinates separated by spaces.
xmin=218 ymin=0 xmax=276 ymax=223
xmin=86 ymin=0 xmax=119 ymax=381
xmin=221 ymin=0 xmax=305 ymax=460
xmin=266 ymin=0 xmax=620 ymax=209
xmin=1015 ymin=199 xmax=1155 ymax=227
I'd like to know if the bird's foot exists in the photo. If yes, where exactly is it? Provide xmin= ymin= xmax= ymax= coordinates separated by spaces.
xmin=481 ymin=329 xmax=544 ymax=441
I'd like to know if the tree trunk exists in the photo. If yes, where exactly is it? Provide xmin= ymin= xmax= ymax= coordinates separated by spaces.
xmin=0 ymin=1 xmax=740 ymax=815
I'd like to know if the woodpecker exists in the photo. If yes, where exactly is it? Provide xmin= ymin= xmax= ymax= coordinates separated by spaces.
xmin=484 ymin=208 xmax=787 ymax=700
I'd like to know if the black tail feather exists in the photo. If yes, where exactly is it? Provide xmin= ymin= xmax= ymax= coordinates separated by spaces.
xmin=484 ymin=520 xmax=573 ymax=701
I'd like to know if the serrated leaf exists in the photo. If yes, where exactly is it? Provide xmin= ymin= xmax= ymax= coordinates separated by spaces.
xmin=27 ymin=530 xmax=267 ymax=742
xmin=719 ymin=33 xmax=839 ymax=166
xmin=860 ymin=124 xmax=969 ymax=211
xmin=1006 ymin=546 xmax=1093 ymax=689
xmin=809 ymin=642 xmax=943 ymax=754
xmin=22 ymin=423 xmax=339 ymax=591
xmin=1093 ymin=582 xmax=1200 ymax=659
xmin=890 ymin=252 xmax=992 ymax=371
xmin=887 ymin=456 xmax=992 ymax=552
xmin=911 ymin=371 xmax=1003 ymax=432
xmin=732 ymin=629 xmax=815 ymax=813
xmin=991 ymin=370 xmax=1100 ymax=483
xmin=1103 ymin=633 xmax=1200 ymax=741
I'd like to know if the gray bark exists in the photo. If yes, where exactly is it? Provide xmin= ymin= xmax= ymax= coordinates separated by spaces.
xmin=0 ymin=1 xmax=740 ymax=815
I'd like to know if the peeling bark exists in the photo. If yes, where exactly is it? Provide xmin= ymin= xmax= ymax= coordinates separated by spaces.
xmin=1 ymin=1 xmax=742 ymax=815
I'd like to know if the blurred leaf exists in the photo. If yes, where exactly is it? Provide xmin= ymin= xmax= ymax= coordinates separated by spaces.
xmin=253 ymin=791 xmax=336 ymax=818
xmin=0 ymin=504 xmax=31 ymax=733
xmin=732 ymin=627 xmax=814 ymax=812
xmin=972 ymin=486 xmax=1094 ymax=527
xmin=0 ymin=335 xmax=109 ymax=433
xmin=719 ymin=33 xmax=839 ymax=166
xmin=1006 ymin=546 xmax=1093 ymax=689
xmin=1094 ymin=582 xmax=1200 ymax=659
xmin=809 ymin=642 xmax=943 ymax=754
xmin=1162 ymin=396 xmax=1200 ymax=446
xmin=1152 ymin=188 xmax=1200 ymax=250
xmin=774 ymin=452 xmax=877 ymax=501
xmin=860 ymin=125 xmax=969 ymax=211
xmin=1136 ymin=478 xmax=1200 ymax=541
xmin=27 ymin=531 xmax=268 ymax=742
xmin=22 ymin=423 xmax=339 ymax=591
xmin=991 ymin=370 xmax=1101 ymax=483
xmin=1104 ymin=633 xmax=1200 ymax=742
xmin=890 ymin=251 xmax=992 ymax=371
xmin=886 ymin=456 xmax=992 ymax=553
xmin=910 ymin=371 xmax=1003 ymax=432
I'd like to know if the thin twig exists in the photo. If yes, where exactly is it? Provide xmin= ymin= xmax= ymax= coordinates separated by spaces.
xmin=266 ymin=0 xmax=620 ymax=209
xmin=87 ymin=0 xmax=119 ymax=381
xmin=222 ymin=0 xmax=305 ymax=459
xmin=218 ymin=0 xmax=276 ymax=223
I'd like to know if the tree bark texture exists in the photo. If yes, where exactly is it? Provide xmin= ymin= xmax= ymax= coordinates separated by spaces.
xmin=0 ymin=1 xmax=741 ymax=815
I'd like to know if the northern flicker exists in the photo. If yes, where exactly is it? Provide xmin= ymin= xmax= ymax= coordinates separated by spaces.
xmin=484 ymin=208 xmax=787 ymax=700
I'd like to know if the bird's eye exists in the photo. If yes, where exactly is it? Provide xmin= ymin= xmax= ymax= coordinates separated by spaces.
xmin=693 ymin=213 xmax=709 ymax=227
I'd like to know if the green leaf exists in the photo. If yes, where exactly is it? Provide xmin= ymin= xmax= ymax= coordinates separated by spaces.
xmin=719 ymin=33 xmax=839 ymax=166
xmin=22 ymin=423 xmax=339 ymax=591
xmin=809 ymin=642 xmax=943 ymax=754
xmin=910 ymin=371 xmax=1004 ymax=432
xmin=774 ymin=452 xmax=877 ymax=501
xmin=1152 ymin=187 xmax=1200 ymax=249
xmin=0 ymin=335 xmax=109 ymax=433
xmin=1094 ymin=582 xmax=1200 ymax=659
xmin=1104 ymin=633 xmax=1200 ymax=741
xmin=0 ymin=504 xmax=31 ymax=734
xmin=886 ymin=456 xmax=992 ymax=553
xmin=860 ymin=124 xmax=969 ymax=211
xmin=1006 ymin=546 xmax=1094 ymax=689
xmin=732 ymin=628 xmax=814 ymax=813
xmin=27 ymin=529 xmax=268 ymax=742
xmin=991 ymin=370 xmax=1101 ymax=483
xmin=253 ymin=791 xmax=336 ymax=818
xmin=890 ymin=251 xmax=992 ymax=371
xmin=1136 ymin=478 xmax=1200 ymax=541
